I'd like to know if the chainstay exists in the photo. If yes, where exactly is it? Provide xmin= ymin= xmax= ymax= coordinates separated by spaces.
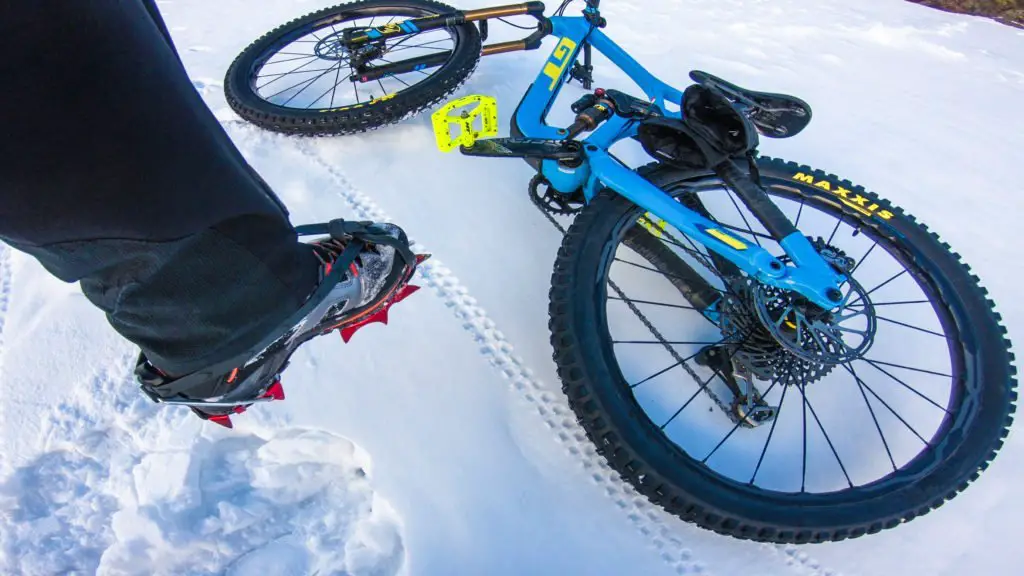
xmin=535 ymin=204 xmax=744 ymax=422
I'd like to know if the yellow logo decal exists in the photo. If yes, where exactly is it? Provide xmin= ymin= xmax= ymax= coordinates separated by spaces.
xmin=791 ymin=173 xmax=893 ymax=221
xmin=706 ymin=228 xmax=748 ymax=250
xmin=542 ymin=38 xmax=578 ymax=90
xmin=637 ymin=213 xmax=667 ymax=238
xmin=378 ymin=23 xmax=402 ymax=34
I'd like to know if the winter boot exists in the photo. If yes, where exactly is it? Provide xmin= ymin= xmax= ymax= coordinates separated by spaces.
xmin=134 ymin=219 xmax=428 ymax=428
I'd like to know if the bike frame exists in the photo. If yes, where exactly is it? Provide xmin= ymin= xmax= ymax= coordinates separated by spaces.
xmin=514 ymin=14 xmax=845 ymax=309
xmin=350 ymin=1 xmax=846 ymax=309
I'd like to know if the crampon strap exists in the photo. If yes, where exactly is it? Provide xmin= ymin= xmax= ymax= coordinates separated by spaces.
xmin=139 ymin=218 xmax=413 ymax=402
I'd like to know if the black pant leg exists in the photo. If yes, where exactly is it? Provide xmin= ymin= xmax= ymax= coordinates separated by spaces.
xmin=0 ymin=1 xmax=319 ymax=375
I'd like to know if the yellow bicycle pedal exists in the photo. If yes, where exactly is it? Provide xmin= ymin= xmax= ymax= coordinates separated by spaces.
xmin=431 ymin=94 xmax=498 ymax=152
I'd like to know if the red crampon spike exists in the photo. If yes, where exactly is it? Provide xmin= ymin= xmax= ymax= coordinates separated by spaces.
xmin=340 ymin=306 xmax=390 ymax=343
xmin=208 ymin=414 xmax=234 ymax=429
xmin=339 ymin=283 xmax=422 ymax=343
xmin=393 ymin=283 xmax=420 ymax=302
xmin=263 ymin=380 xmax=286 ymax=401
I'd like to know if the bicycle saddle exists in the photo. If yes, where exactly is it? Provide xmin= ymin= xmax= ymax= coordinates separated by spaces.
xmin=689 ymin=70 xmax=812 ymax=138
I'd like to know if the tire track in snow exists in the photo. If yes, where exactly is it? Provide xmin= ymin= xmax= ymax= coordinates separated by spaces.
xmin=0 ymin=247 xmax=14 ymax=395
xmin=296 ymin=143 xmax=711 ymax=575
xmin=0 ymin=247 xmax=12 ymax=360
xmin=294 ymin=142 xmax=850 ymax=576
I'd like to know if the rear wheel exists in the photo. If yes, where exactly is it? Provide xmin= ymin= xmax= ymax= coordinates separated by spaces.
xmin=549 ymin=157 xmax=1017 ymax=542
xmin=224 ymin=0 xmax=481 ymax=135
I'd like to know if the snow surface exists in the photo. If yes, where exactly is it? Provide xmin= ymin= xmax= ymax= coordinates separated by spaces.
xmin=2 ymin=0 xmax=1023 ymax=574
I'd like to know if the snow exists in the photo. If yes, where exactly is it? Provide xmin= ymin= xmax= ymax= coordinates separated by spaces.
xmin=1 ymin=0 xmax=1022 ymax=575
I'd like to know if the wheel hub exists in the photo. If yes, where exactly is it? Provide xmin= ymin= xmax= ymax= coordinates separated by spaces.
xmin=719 ymin=254 xmax=877 ymax=385
xmin=314 ymin=29 xmax=384 ymax=62
xmin=719 ymin=287 xmax=837 ymax=386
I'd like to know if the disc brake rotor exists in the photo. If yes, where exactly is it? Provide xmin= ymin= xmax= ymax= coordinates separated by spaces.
xmin=752 ymin=273 xmax=877 ymax=367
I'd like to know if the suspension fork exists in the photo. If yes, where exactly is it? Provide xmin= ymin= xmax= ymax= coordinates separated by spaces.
xmin=345 ymin=2 xmax=552 ymax=81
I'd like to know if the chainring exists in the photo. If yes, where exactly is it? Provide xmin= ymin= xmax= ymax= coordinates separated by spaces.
xmin=529 ymin=174 xmax=585 ymax=215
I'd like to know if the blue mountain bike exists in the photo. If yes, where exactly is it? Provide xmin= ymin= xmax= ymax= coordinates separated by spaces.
xmin=226 ymin=0 xmax=1016 ymax=543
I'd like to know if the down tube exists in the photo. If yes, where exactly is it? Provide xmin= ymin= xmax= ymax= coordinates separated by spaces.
xmin=587 ymin=152 xmax=780 ymax=274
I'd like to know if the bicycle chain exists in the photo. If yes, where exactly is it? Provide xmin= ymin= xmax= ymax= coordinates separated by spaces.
xmin=534 ymin=205 xmax=742 ymax=421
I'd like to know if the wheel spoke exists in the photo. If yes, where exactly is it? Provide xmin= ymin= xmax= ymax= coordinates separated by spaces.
xmin=258 ymin=56 xmax=322 ymax=91
xmin=856 ymin=377 xmax=933 ymax=446
xmin=387 ymin=43 xmax=452 ymax=53
xmin=876 ymin=315 xmax=949 ymax=338
xmin=793 ymin=199 xmax=805 ymax=228
xmin=863 ymin=358 xmax=951 ymax=378
xmin=850 ymin=242 xmax=877 ymax=275
xmin=273 ymin=51 xmax=323 ymax=57
xmin=265 ymin=54 xmax=321 ymax=65
xmin=660 ymin=364 xmax=734 ymax=430
xmin=630 ymin=334 xmax=741 ymax=389
xmin=826 ymin=213 xmax=844 ymax=245
xmin=850 ymin=299 xmax=929 ymax=308
xmin=306 ymin=63 xmax=352 ymax=109
xmin=725 ymin=190 xmax=763 ymax=247
xmin=862 ymin=360 xmax=952 ymax=414
xmin=749 ymin=384 xmax=789 ymax=485
xmin=280 ymin=62 xmax=345 ymax=106
xmin=797 ymin=383 xmax=854 ymax=489
xmin=712 ymin=221 xmax=775 ymax=242
xmin=846 ymin=269 xmax=908 ymax=309
xmin=608 ymin=295 xmax=697 ymax=311
xmin=329 ymin=59 xmax=343 ymax=108
xmin=259 ymin=66 xmax=339 ymax=80
xmin=612 ymin=257 xmax=726 ymax=292
xmin=613 ymin=340 xmax=727 ymax=345
xmin=844 ymin=363 xmax=897 ymax=472
xmin=800 ymin=382 xmax=808 ymax=491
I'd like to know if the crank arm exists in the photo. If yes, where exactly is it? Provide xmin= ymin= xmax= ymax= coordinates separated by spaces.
xmin=460 ymin=137 xmax=583 ymax=161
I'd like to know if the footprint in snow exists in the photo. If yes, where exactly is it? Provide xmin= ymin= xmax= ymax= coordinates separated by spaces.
xmin=0 ymin=427 xmax=405 ymax=576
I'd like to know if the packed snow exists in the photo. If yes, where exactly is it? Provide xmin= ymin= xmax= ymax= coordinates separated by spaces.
xmin=2 ymin=0 xmax=1022 ymax=574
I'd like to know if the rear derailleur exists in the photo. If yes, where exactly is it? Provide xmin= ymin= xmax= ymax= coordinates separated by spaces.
xmin=696 ymin=346 xmax=778 ymax=428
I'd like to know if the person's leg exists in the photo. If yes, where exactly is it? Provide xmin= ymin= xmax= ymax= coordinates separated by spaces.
xmin=0 ymin=0 xmax=320 ymax=375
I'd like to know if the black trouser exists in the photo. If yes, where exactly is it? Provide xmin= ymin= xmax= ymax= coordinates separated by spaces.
xmin=0 ymin=1 xmax=320 ymax=376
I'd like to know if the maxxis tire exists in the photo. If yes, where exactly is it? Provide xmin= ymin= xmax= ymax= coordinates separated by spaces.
xmin=548 ymin=156 xmax=1017 ymax=543
xmin=224 ymin=0 xmax=481 ymax=136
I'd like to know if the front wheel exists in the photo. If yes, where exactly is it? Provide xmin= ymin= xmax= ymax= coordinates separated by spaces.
xmin=224 ymin=0 xmax=481 ymax=135
xmin=549 ymin=157 xmax=1017 ymax=543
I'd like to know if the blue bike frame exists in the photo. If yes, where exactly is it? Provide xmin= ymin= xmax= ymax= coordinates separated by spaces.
xmin=513 ymin=16 xmax=845 ymax=309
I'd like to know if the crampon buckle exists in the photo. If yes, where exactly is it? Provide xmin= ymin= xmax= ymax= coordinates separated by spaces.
xmin=431 ymin=94 xmax=498 ymax=152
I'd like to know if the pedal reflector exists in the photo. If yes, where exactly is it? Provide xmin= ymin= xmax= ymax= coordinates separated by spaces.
xmin=431 ymin=95 xmax=498 ymax=152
